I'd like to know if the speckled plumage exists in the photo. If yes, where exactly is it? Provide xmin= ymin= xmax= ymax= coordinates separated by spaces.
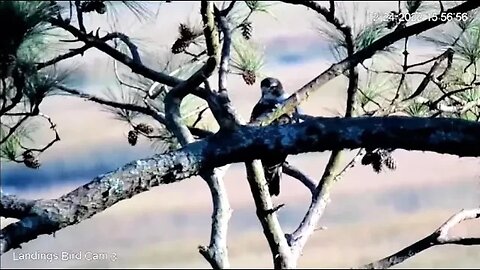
xmin=250 ymin=77 xmax=294 ymax=196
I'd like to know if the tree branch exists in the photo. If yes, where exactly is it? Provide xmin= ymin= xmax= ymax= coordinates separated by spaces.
xmin=57 ymin=85 xmax=210 ymax=138
xmin=244 ymin=160 xmax=295 ymax=268
xmin=253 ymin=0 xmax=480 ymax=126
xmin=165 ymin=3 xmax=231 ymax=268
xmin=36 ymin=32 xmax=124 ymax=70
xmin=284 ymin=4 xmax=358 ymax=261
xmin=1 ymin=116 xmax=479 ymax=254
xmin=0 ymin=195 xmax=37 ymax=220
xmin=48 ymin=17 xmax=198 ymax=95
xmin=360 ymin=208 xmax=480 ymax=269
xmin=403 ymin=49 xmax=453 ymax=101
xmin=282 ymin=162 xmax=316 ymax=195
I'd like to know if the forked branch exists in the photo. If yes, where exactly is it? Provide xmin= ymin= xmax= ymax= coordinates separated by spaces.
xmin=1 ymin=116 xmax=480 ymax=255
xmin=360 ymin=208 xmax=480 ymax=269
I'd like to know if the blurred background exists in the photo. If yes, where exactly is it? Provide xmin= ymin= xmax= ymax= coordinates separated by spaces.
xmin=1 ymin=1 xmax=479 ymax=268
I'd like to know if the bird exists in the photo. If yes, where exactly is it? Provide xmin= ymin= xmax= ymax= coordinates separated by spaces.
xmin=249 ymin=77 xmax=299 ymax=196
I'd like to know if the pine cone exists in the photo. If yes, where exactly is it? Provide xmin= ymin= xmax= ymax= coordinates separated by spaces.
xmin=240 ymin=21 xmax=253 ymax=40
xmin=361 ymin=150 xmax=383 ymax=173
xmin=171 ymin=24 xmax=198 ymax=54
xmin=179 ymin=23 xmax=195 ymax=40
xmin=135 ymin=123 xmax=154 ymax=134
xmin=22 ymin=150 xmax=40 ymax=169
xmin=371 ymin=158 xmax=383 ymax=173
xmin=242 ymin=70 xmax=256 ymax=85
xmin=383 ymin=155 xmax=397 ymax=171
xmin=361 ymin=151 xmax=376 ymax=165
xmin=128 ymin=130 xmax=139 ymax=146
xmin=171 ymin=38 xmax=189 ymax=54
xmin=362 ymin=149 xmax=396 ymax=173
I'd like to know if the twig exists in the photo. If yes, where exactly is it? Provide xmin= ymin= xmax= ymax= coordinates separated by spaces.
xmin=192 ymin=107 xmax=209 ymax=128
xmin=58 ymin=85 xmax=210 ymax=138
xmin=252 ymin=0 xmax=480 ymax=127
xmin=282 ymin=162 xmax=316 ymax=195
xmin=36 ymin=32 xmax=123 ymax=70
xmin=20 ymin=113 xmax=60 ymax=154
xmin=390 ymin=37 xmax=409 ymax=105
xmin=112 ymin=52 xmax=146 ymax=93
xmin=403 ymin=49 xmax=453 ymax=101
xmin=74 ymin=0 xmax=86 ymax=33
xmin=360 ymin=208 xmax=480 ymax=269
xmin=114 ymin=33 xmax=142 ymax=65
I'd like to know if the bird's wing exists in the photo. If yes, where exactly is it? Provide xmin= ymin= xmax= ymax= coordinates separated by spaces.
xmin=250 ymin=101 xmax=277 ymax=122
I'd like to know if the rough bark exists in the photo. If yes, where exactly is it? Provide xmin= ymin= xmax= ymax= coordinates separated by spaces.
xmin=1 ymin=116 xmax=479 ymax=254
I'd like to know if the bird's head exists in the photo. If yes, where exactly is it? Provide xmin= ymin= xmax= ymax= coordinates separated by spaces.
xmin=260 ymin=77 xmax=287 ymax=102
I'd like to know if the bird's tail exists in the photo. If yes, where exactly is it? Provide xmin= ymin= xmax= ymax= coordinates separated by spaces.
xmin=265 ymin=165 xmax=282 ymax=196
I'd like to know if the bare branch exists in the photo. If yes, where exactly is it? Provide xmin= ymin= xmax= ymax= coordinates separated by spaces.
xmin=74 ymin=0 xmax=86 ymax=33
xmin=48 ymin=18 xmax=198 ymax=95
xmin=201 ymin=1 xmax=220 ymax=60
xmin=165 ymin=3 xmax=231 ymax=268
xmin=283 ymin=4 xmax=359 ymax=261
xmin=403 ymin=49 xmax=453 ymax=101
xmin=36 ymin=32 xmax=124 ymax=70
xmin=244 ymin=160 xmax=295 ymax=268
xmin=217 ymin=13 xmax=232 ymax=92
xmin=164 ymin=56 xmax=217 ymax=145
xmin=197 ymin=167 xmax=232 ymax=269
xmin=253 ymin=0 xmax=480 ymax=126
xmin=58 ymin=85 xmax=210 ymax=138
xmin=282 ymin=162 xmax=316 ymax=195
xmin=287 ymin=150 xmax=343 ymax=258
xmin=114 ymin=33 xmax=142 ymax=65
xmin=360 ymin=208 xmax=480 ymax=269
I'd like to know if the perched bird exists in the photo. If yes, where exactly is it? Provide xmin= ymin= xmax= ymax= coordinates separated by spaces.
xmin=250 ymin=77 xmax=299 ymax=196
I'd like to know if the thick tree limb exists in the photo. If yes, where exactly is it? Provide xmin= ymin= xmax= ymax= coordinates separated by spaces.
xmin=253 ymin=0 xmax=480 ymax=126
xmin=164 ymin=57 xmax=217 ymax=146
xmin=360 ymin=208 xmax=480 ymax=269
xmin=1 ymin=116 xmax=479 ymax=254
xmin=0 ymin=195 xmax=36 ymax=220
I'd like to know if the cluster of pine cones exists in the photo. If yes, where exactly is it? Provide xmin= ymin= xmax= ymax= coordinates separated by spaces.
xmin=127 ymin=123 xmax=154 ymax=146
xmin=361 ymin=148 xmax=396 ymax=173
xmin=79 ymin=0 xmax=107 ymax=14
